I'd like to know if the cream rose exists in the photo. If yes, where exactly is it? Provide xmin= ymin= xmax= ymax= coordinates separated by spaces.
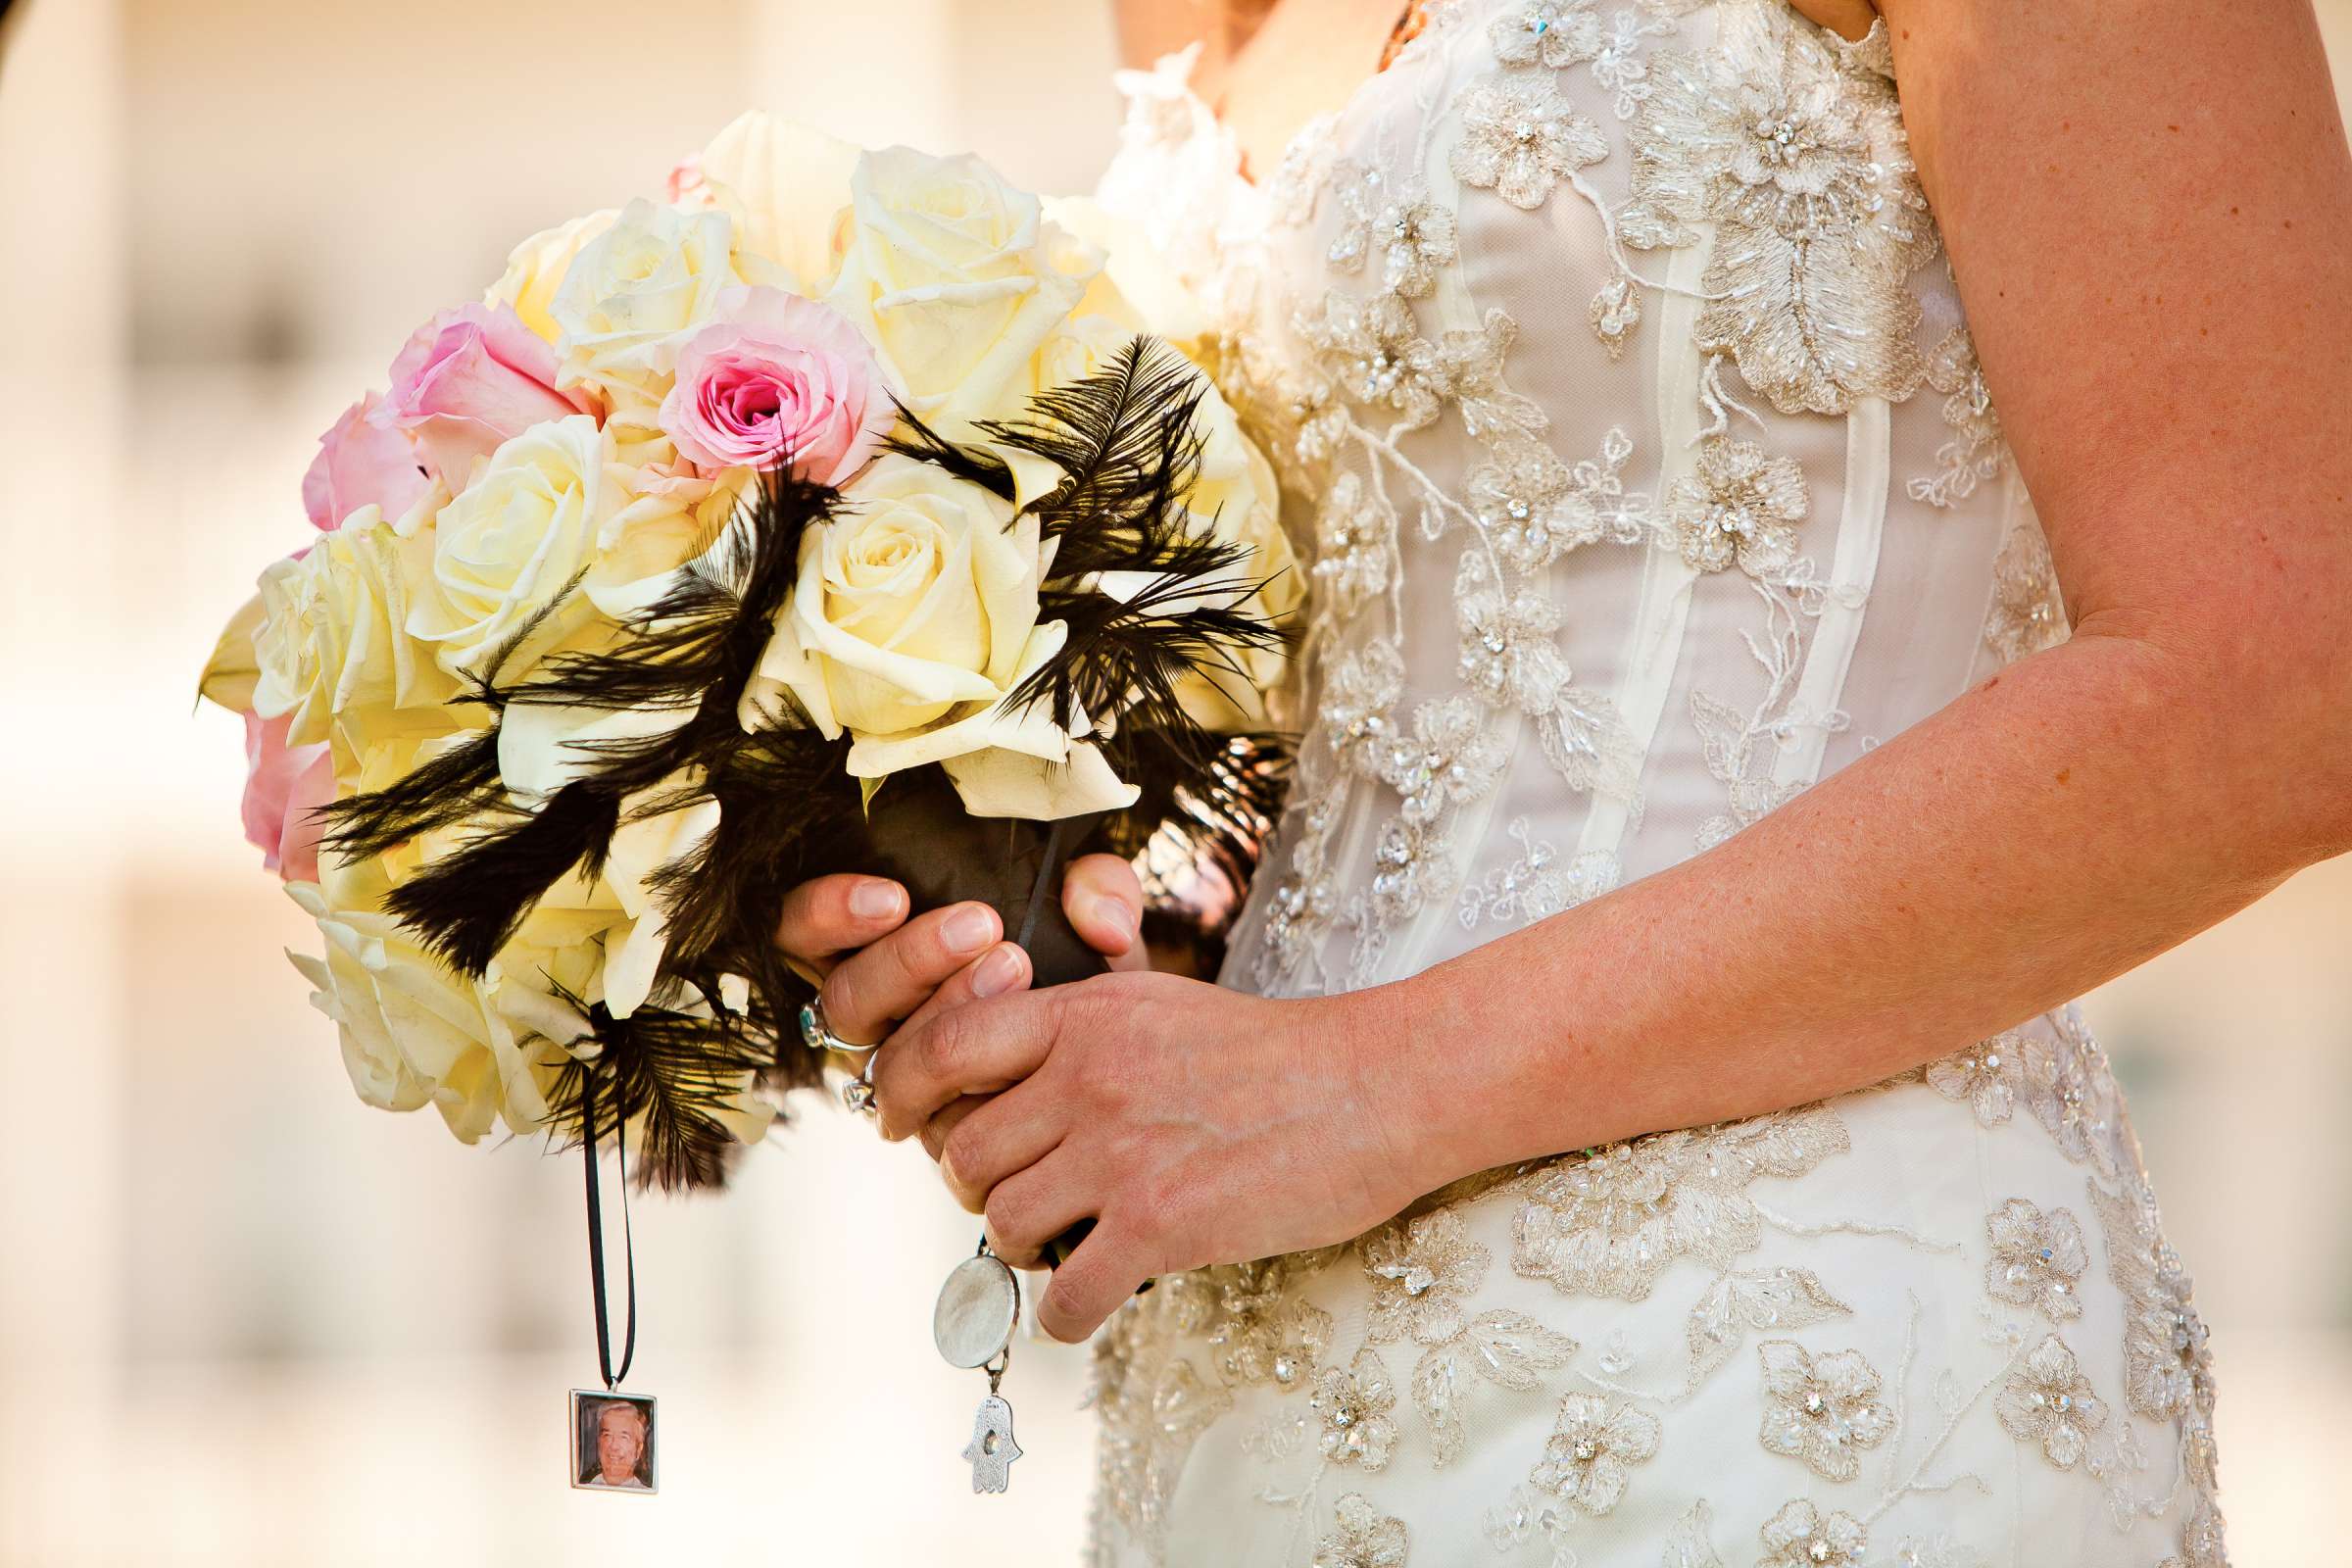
xmin=250 ymin=501 xmax=455 ymax=750
xmin=407 ymin=414 xmax=619 ymax=683
xmin=492 ymin=467 xmax=746 ymax=800
xmin=550 ymin=197 xmax=742 ymax=406
xmin=822 ymin=147 xmax=1102 ymax=434
xmin=490 ymin=209 xmax=618 ymax=346
xmin=287 ymin=878 xmax=546 ymax=1143
xmin=746 ymin=453 xmax=1041 ymax=736
xmin=681 ymin=112 xmax=859 ymax=293
xmin=738 ymin=455 xmax=1135 ymax=818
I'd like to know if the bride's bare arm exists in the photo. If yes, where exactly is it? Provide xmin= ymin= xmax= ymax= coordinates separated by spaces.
xmin=869 ymin=0 xmax=2352 ymax=1342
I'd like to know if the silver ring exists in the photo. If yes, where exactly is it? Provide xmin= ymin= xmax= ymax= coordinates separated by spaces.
xmin=842 ymin=1058 xmax=879 ymax=1118
xmin=801 ymin=998 xmax=881 ymax=1118
xmin=798 ymin=996 xmax=869 ymax=1054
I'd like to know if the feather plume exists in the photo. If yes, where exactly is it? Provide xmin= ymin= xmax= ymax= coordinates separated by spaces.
xmin=546 ymin=1000 xmax=777 ymax=1194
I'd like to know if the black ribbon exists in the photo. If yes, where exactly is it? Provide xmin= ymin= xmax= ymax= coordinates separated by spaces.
xmin=582 ymin=1068 xmax=637 ymax=1391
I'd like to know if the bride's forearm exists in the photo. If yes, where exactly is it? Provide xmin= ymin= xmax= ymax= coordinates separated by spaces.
xmin=1373 ymin=622 xmax=2352 ymax=1189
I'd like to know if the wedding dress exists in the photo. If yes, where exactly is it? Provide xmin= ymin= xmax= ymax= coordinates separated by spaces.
xmin=1081 ymin=3 xmax=2227 ymax=1564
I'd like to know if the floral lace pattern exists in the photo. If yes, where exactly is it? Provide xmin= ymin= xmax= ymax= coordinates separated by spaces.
xmin=1529 ymin=1392 xmax=1662 ymax=1512
xmin=1984 ymin=1197 xmax=2088 ymax=1323
xmin=1620 ymin=0 xmax=1936 ymax=415
xmin=1086 ymin=3 xmax=2223 ymax=1562
xmin=1754 ymin=1341 xmax=1893 ymax=1481
xmin=1911 ymin=327 xmax=2007 ymax=508
xmin=1995 ymin=1334 xmax=2109 ymax=1469
xmin=1511 ymin=1107 xmax=1851 ymax=1300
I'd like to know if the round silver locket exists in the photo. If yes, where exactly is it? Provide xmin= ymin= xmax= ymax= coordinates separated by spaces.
xmin=933 ymin=1247 xmax=1020 ymax=1371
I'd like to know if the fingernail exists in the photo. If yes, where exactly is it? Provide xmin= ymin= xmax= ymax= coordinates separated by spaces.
xmin=849 ymin=879 xmax=905 ymax=920
xmin=972 ymin=945 xmax=1024 ymax=998
xmin=1092 ymin=894 xmax=1138 ymax=949
xmin=943 ymin=904 xmax=998 ymax=955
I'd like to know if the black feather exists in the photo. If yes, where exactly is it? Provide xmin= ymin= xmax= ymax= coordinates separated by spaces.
xmin=318 ymin=726 xmax=504 ymax=859
xmin=513 ymin=466 xmax=832 ymax=714
xmin=976 ymin=335 xmax=1210 ymax=572
xmin=640 ymin=726 xmax=862 ymax=1096
xmin=1019 ymin=564 xmax=1294 ymax=774
xmin=381 ymin=787 xmax=621 ymax=977
xmin=546 ymin=1001 xmax=777 ymax=1194
xmin=881 ymin=399 xmax=1015 ymax=499
xmin=330 ymin=467 xmax=844 ymax=988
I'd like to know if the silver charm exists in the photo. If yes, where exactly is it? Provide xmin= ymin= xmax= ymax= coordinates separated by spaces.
xmin=961 ymin=1392 xmax=1022 ymax=1494
xmin=936 ymin=1239 xmax=1024 ymax=1493
xmin=934 ymin=1247 xmax=1020 ymax=1368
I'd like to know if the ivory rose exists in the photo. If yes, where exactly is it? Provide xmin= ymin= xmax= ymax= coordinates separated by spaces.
xmin=406 ymin=414 xmax=617 ymax=682
xmin=740 ymin=454 xmax=1139 ymax=818
xmin=493 ymin=467 xmax=748 ymax=800
xmin=302 ymin=392 xmax=430 ymax=531
xmin=676 ymin=112 xmax=860 ymax=292
xmin=747 ymin=453 xmax=1042 ymax=737
xmin=285 ymin=862 xmax=622 ymax=1143
xmin=287 ymin=879 xmax=528 ymax=1143
xmin=1169 ymin=393 xmax=1302 ymax=729
xmin=251 ymin=504 xmax=453 ymax=748
xmin=375 ymin=302 xmax=583 ymax=490
xmin=488 ymin=208 xmax=617 ymax=345
xmin=550 ymin=198 xmax=742 ymax=406
xmin=658 ymin=285 xmax=893 ymax=483
xmin=822 ymin=146 xmax=1103 ymax=434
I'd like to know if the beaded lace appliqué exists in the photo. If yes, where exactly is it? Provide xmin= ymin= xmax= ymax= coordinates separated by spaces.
xmin=1621 ymin=0 xmax=1936 ymax=416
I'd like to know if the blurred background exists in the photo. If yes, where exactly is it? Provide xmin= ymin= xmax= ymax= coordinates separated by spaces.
xmin=1 ymin=1 xmax=2346 ymax=1562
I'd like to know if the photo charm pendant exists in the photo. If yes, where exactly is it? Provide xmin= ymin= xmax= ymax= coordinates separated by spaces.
xmin=569 ymin=1389 xmax=659 ymax=1495
xmin=934 ymin=1240 xmax=1023 ymax=1494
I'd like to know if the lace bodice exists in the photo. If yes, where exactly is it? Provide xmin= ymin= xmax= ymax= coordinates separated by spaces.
xmin=1097 ymin=0 xmax=2067 ymax=1001
xmin=1083 ymin=13 xmax=2227 ymax=1565
xmin=1077 ymin=12 xmax=2220 ymax=1568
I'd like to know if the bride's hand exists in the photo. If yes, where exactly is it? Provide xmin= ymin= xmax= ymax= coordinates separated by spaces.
xmin=867 ymin=972 xmax=1426 ymax=1343
xmin=770 ymin=856 xmax=1149 ymax=1050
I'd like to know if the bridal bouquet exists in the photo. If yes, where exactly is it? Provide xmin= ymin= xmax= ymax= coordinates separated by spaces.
xmin=199 ymin=114 xmax=1298 ymax=1190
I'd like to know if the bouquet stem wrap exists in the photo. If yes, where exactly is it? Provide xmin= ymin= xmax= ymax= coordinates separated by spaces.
xmin=861 ymin=768 xmax=1105 ymax=991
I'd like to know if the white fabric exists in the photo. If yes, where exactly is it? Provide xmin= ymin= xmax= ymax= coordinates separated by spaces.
xmin=1082 ymin=5 xmax=2223 ymax=1566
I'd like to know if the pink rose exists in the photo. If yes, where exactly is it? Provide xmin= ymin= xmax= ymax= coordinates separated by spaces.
xmin=241 ymin=710 xmax=334 ymax=883
xmin=658 ymin=285 xmax=892 ymax=484
xmin=374 ymin=302 xmax=583 ymax=490
xmin=302 ymin=392 xmax=430 ymax=530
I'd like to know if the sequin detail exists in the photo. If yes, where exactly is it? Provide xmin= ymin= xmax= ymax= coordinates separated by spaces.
xmin=1622 ymin=0 xmax=1936 ymax=413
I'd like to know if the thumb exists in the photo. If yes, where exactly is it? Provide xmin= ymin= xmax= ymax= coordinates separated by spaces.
xmin=1060 ymin=853 xmax=1148 ymax=971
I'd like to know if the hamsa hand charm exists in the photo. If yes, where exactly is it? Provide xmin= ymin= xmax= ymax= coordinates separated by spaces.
xmin=960 ymin=1393 xmax=1022 ymax=1494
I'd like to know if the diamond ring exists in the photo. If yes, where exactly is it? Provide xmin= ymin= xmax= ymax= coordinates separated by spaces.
xmin=799 ymin=998 xmax=881 ymax=1117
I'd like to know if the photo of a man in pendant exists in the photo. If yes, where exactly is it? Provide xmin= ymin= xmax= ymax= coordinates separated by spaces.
xmin=570 ymin=1392 xmax=657 ymax=1494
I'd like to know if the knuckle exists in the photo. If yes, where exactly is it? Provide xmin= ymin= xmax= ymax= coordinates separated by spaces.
xmin=1123 ymin=1169 xmax=1181 ymax=1246
xmin=982 ymin=1186 xmax=1030 ymax=1251
xmin=916 ymin=1009 xmax=967 ymax=1081
xmin=817 ymin=966 xmax=863 ymax=1034
xmin=880 ymin=920 xmax=932 ymax=989
xmin=941 ymin=1120 xmax=986 ymax=1193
